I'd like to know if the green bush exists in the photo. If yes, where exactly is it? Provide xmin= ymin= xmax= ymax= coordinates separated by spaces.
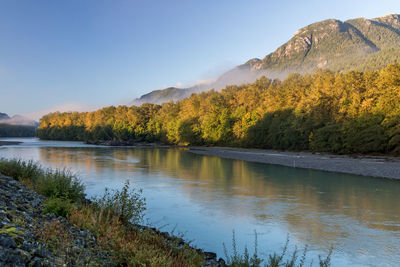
xmin=43 ymin=197 xmax=76 ymax=217
xmin=37 ymin=168 xmax=85 ymax=203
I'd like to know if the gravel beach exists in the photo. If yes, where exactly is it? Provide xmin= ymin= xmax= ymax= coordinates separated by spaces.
xmin=189 ymin=147 xmax=400 ymax=180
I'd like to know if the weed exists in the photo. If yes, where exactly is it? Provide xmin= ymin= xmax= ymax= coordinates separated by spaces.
xmin=224 ymin=232 xmax=332 ymax=267
xmin=92 ymin=180 xmax=146 ymax=225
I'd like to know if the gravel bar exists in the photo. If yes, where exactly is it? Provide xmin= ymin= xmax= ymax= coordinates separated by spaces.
xmin=188 ymin=147 xmax=400 ymax=180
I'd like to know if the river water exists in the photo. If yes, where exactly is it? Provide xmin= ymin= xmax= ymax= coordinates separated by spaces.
xmin=0 ymin=137 xmax=399 ymax=266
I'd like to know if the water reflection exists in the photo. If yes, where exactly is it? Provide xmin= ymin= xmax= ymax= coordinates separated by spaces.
xmin=1 ymin=142 xmax=399 ymax=266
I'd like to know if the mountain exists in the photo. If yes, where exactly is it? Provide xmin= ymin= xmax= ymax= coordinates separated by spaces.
xmin=131 ymin=87 xmax=193 ymax=105
xmin=0 ymin=113 xmax=38 ymax=126
xmin=0 ymin=113 xmax=10 ymax=120
xmin=130 ymin=14 xmax=400 ymax=105
xmin=0 ymin=113 xmax=38 ymax=137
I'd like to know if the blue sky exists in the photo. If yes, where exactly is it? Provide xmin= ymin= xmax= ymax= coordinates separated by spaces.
xmin=1 ymin=0 xmax=400 ymax=119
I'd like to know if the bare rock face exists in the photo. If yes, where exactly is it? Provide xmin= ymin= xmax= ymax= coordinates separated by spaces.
xmin=374 ymin=14 xmax=400 ymax=30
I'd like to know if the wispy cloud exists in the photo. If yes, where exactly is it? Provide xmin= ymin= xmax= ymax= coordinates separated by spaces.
xmin=21 ymin=102 xmax=98 ymax=121
xmin=186 ymin=78 xmax=216 ymax=87
xmin=174 ymin=81 xmax=183 ymax=88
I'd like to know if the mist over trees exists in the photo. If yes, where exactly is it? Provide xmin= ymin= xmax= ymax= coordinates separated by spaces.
xmin=37 ymin=63 xmax=400 ymax=155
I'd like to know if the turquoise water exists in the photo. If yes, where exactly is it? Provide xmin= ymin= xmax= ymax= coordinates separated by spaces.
xmin=1 ymin=137 xmax=399 ymax=266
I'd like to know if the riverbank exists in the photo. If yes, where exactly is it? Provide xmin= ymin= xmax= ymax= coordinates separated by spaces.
xmin=0 ymin=159 xmax=225 ymax=266
xmin=188 ymin=147 xmax=400 ymax=179
xmin=0 ymin=173 xmax=113 ymax=266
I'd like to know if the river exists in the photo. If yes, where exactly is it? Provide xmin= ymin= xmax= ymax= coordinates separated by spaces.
xmin=0 ymin=137 xmax=399 ymax=266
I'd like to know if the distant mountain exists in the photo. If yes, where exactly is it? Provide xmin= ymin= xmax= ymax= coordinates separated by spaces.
xmin=0 ymin=113 xmax=10 ymax=120
xmin=131 ymin=87 xmax=193 ymax=105
xmin=0 ymin=113 xmax=38 ymax=127
xmin=130 ymin=14 xmax=400 ymax=105
xmin=0 ymin=113 xmax=37 ymax=137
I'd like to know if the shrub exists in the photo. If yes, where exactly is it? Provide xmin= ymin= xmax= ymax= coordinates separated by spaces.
xmin=93 ymin=180 xmax=146 ymax=225
xmin=43 ymin=198 xmax=77 ymax=217
xmin=37 ymin=168 xmax=85 ymax=203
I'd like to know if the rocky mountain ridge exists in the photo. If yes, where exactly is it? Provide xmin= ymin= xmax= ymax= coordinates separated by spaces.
xmin=131 ymin=14 xmax=400 ymax=106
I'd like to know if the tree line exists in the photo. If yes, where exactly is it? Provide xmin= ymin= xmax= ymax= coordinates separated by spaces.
xmin=0 ymin=124 xmax=36 ymax=137
xmin=37 ymin=63 xmax=400 ymax=155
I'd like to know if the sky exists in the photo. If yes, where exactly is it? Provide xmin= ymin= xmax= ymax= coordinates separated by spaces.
xmin=0 ymin=0 xmax=400 ymax=120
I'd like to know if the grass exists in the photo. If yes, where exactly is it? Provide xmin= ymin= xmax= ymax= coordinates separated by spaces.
xmin=223 ymin=231 xmax=332 ymax=267
xmin=34 ymin=219 xmax=107 ymax=267
xmin=0 ymin=158 xmax=85 ymax=203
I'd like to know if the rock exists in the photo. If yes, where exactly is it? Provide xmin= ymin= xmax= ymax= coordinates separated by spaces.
xmin=17 ymin=248 xmax=32 ymax=263
xmin=0 ymin=174 xmax=112 ymax=266
xmin=29 ymin=257 xmax=44 ymax=267
xmin=0 ymin=235 xmax=17 ymax=248
xmin=4 ymin=250 xmax=25 ymax=266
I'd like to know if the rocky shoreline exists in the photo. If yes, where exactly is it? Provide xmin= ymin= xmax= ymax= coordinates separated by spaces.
xmin=0 ymin=173 xmax=225 ymax=266
xmin=0 ymin=174 xmax=113 ymax=266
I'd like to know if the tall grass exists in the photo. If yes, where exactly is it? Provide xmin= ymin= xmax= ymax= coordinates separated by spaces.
xmin=0 ymin=158 xmax=85 ymax=203
xmin=224 ymin=232 xmax=332 ymax=267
